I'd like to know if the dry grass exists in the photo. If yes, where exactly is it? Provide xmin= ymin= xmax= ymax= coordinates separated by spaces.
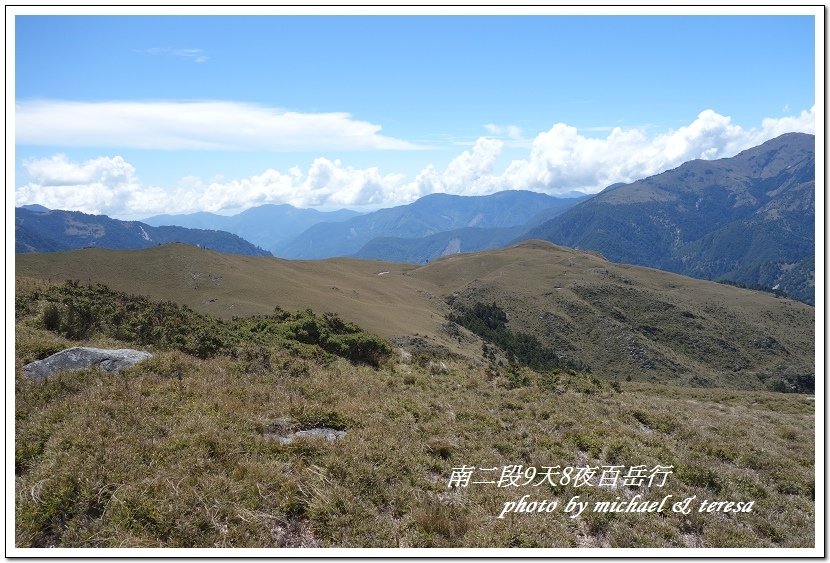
xmin=13 ymin=244 xmax=815 ymax=549
xmin=15 ymin=326 xmax=814 ymax=548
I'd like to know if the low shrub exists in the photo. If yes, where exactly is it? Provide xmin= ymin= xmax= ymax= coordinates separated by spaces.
xmin=19 ymin=281 xmax=392 ymax=367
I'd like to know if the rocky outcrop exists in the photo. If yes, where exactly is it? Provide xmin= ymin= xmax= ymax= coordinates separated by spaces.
xmin=23 ymin=347 xmax=152 ymax=379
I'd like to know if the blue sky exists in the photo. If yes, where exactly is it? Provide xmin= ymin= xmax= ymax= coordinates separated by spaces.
xmin=13 ymin=13 xmax=818 ymax=218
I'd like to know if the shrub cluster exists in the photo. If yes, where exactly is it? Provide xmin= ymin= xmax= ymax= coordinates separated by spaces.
xmin=447 ymin=300 xmax=587 ymax=373
xmin=268 ymin=308 xmax=391 ymax=367
xmin=17 ymin=281 xmax=391 ymax=367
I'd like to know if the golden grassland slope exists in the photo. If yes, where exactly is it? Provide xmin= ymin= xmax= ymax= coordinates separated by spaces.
xmin=410 ymin=241 xmax=814 ymax=389
xmin=16 ymin=240 xmax=814 ymax=390
xmin=14 ymin=324 xmax=815 ymax=548
xmin=13 ymin=244 xmax=816 ymax=549
xmin=15 ymin=243 xmax=458 ymax=348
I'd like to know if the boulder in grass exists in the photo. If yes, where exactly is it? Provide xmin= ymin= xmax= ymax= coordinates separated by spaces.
xmin=23 ymin=347 xmax=152 ymax=379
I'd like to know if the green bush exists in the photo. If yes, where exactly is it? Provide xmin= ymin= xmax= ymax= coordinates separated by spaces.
xmin=323 ymin=333 xmax=391 ymax=367
xmin=677 ymin=465 xmax=722 ymax=492
xmin=63 ymin=302 xmax=95 ymax=340
xmin=41 ymin=303 xmax=62 ymax=332
xmin=19 ymin=281 xmax=392 ymax=367
xmin=448 ymin=300 xmax=587 ymax=373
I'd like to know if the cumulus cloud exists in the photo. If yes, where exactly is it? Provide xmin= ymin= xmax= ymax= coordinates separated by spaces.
xmin=757 ymin=106 xmax=816 ymax=144
xmin=22 ymin=154 xmax=135 ymax=187
xmin=16 ymin=100 xmax=422 ymax=151
xmin=15 ymin=106 xmax=815 ymax=218
xmin=498 ymin=105 xmax=816 ymax=194
xmin=191 ymin=159 xmax=411 ymax=211
xmin=15 ymin=155 xmax=411 ymax=218
xmin=404 ymin=137 xmax=504 ymax=200
xmin=16 ymin=154 xmax=145 ymax=215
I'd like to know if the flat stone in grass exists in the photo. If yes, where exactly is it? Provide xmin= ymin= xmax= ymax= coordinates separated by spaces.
xmin=23 ymin=347 xmax=152 ymax=379
xmin=267 ymin=427 xmax=347 ymax=445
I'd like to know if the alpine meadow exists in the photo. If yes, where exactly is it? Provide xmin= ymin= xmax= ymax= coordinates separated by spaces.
xmin=11 ymin=11 xmax=819 ymax=555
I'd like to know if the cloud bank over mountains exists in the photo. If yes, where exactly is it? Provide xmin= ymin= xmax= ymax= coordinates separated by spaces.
xmin=15 ymin=105 xmax=815 ymax=218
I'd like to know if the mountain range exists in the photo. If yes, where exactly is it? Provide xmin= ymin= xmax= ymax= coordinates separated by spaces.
xmin=15 ymin=133 xmax=815 ymax=303
xmin=517 ymin=132 xmax=815 ymax=303
xmin=15 ymin=207 xmax=271 ymax=257
xmin=142 ymin=204 xmax=361 ymax=254
xmin=353 ymin=225 xmax=525 ymax=263
xmin=351 ymin=202 xmax=583 ymax=263
xmin=17 ymin=191 xmax=583 ymax=262
xmin=273 ymin=190 xmax=583 ymax=259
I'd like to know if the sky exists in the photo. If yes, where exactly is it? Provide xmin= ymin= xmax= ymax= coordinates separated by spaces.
xmin=12 ymin=12 xmax=818 ymax=219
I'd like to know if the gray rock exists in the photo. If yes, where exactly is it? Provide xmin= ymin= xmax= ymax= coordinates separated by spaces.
xmin=269 ymin=427 xmax=347 ymax=445
xmin=23 ymin=347 xmax=152 ymax=379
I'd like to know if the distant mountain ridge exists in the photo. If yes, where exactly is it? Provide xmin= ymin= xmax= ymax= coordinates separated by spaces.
xmin=143 ymin=204 xmax=362 ymax=254
xmin=16 ymin=133 xmax=813 ymax=301
xmin=276 ymin=190 xmax=584 ymax=259
xmin=15 ymin=207 xmax=271 ymax=257
xmin=352 ymin=200 xmax=583 ymax=263
xmin=354 ymin=225 xmax=524 ymax=263
xmin=518 ymin=132 xmax=815 ymax=304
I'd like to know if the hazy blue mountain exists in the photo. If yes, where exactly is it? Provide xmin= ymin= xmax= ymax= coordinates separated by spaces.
xmin=354 ymin=226 xmax=524 ymax=263
xmin=16 ymin=207 xmax=272 ymax=257
xmin=353 ymin=196 xmax=585 ymax=263
xmin=143 ymin=204 xmax=361 ymax=254
xmin=142 ymin=211 xmax=221 ymax=230
xmin=519 ymin=132 xmax=815 ymax=303
xmin=276 ymin=190 xmax=584 ymax=259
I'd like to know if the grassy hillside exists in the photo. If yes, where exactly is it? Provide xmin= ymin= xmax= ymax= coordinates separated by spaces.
xmin=15 ymin=244 xmax=445 ymax=347
xmin=16 ymin=241 xmax=813 ymax=393
xmin=14 ymin=277 xmax=816 ymax=548
xmin=411 ymin=241 xmax=814 ymax=392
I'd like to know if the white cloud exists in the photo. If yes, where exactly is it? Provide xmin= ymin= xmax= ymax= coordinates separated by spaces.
xmin=192 ymin=159 xmax=410 ymax=211
xmin=506 ymin=125 xmax=523 ymax=141
xmin=172 ymin=48 xmax=209 ymax=63
xmin=403 ymin=137 xmax=504 ymax=200
xmin=482 ymin=123 xmax=525 ymax=142
xmin=757 ymin=106 xmax=816 ymax=144
xmin=16 ymin=100 xmax=422 ymax=151
xmin=134 ymin=47 xmax=209 ymax=63
xmin=15 ymin=107 xmax=815 ymax=219
xmin=497 ymin=106 xmax=816 ymax=194
xmin=15 ymin=155 xmax=410 ymax=218
xmin=442 ymin=137 xmax=504 ymax=190
xmin=16 ymin=154 xmax=144 ymax=215
xmin=22 ymin=154 xmax=135 ymax=187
